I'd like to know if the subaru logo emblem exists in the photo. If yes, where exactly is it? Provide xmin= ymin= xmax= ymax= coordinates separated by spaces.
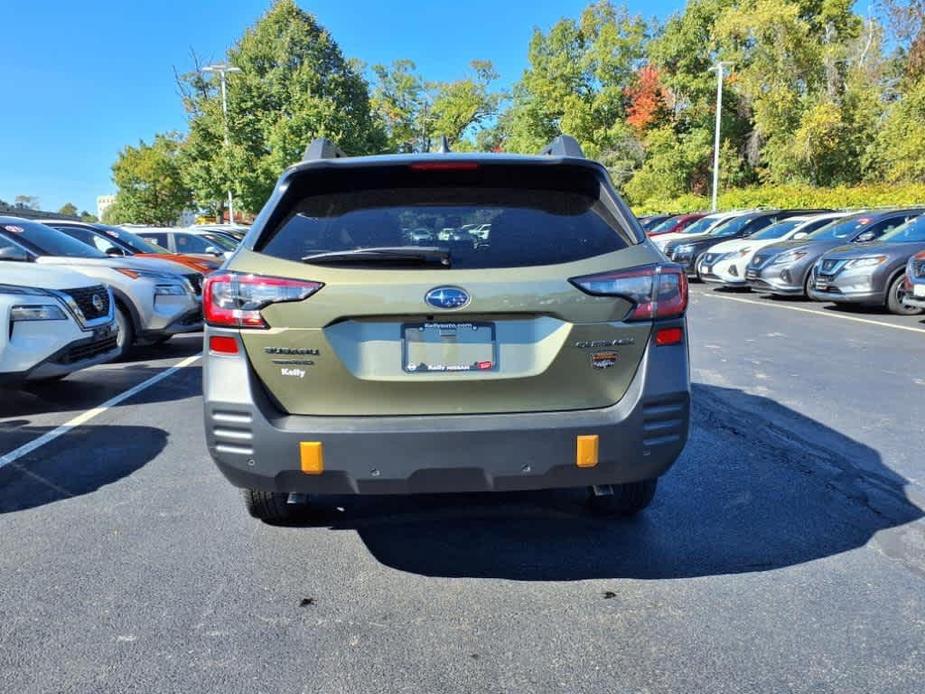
xmin=425 ymin=286 xmax=470 ymax=310
xmin=91 ymin=293 xmax=105 ymax=312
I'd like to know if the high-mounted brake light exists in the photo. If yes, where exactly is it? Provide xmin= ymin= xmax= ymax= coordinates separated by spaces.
xmin=408 ymin=162 xmax=480 ymax=171
xmin=203 ymin=272 xmax=323 ymax=329
xmin=569 ymin=264 xmax=688 ymax=321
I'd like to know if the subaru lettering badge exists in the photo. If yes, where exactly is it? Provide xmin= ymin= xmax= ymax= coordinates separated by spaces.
xmin=91 ymin=294 xmax=105 ymax=312
xmin=425 ymin=286 xmax=470 ymax=310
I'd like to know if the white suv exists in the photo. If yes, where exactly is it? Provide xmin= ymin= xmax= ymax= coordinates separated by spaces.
xmin=0 ymin=217 xmax=201 ymax=357
xmin=0 ymin=264 xmax=118 ymax=383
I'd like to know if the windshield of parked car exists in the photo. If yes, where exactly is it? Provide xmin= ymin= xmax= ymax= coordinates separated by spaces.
xmin=807 ymin=216 xmax=871 ymax=241
xmin=749 ymin=219 xmax=803 ymax=240
xmin=677 ymin=215 xmax=721 ymax=235
xmin=0 ymin=219 xmax=107 ymax=258
xmin=96 ymin=225 xmax=171 ymax=254
xmin=709 ymin=214 xmax=755 ymax=237
xmin=649 ymin=216 xmax=685 ymax=234
xmin=880 ymin=215 xmax=925 ymax=243
xmin=198 ymin=233 xmax=237 ymax=250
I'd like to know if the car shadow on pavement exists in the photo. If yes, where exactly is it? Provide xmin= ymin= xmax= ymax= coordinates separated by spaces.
xmin=289 ymin=383 xmax=922 ymax=580
xmin=0 ymin=425 xmax=167 ymax=514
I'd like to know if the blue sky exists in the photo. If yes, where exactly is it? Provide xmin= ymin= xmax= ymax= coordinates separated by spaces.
xmin=1 ymin=0 xmax=683 ymax=215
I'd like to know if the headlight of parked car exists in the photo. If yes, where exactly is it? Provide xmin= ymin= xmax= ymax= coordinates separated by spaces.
xmin=844 ymin=255 xmax=886 ymax=269
xmin=675 ymin=244 xmax=695 ymax=255
xmin=154 ymin=283 xmax=189 ymax=296
xmin=769 ymin=250 xmax=808 ymax=266
xmin=10 ymin=304 xmax=68 ymax=321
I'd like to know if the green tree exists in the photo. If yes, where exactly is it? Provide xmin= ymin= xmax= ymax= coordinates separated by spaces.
xmin=714 ymin=0 xmax=865 ymax=184
xmin=371 ymin=59 xmax=427 ymax=152
xmin=79 ymin=211 xmax=98 ymax=222
xmin=504 ymin=1 xmax=648 ymax=162
xmin=107 ymin=132 xmax=191 ymax=225
xmin=867 ymin=77 xmax=925 ymax=181
xmin=57 ymin=202 xmax=78 ymax=217
xmin=178 ymin=0 xmax=385 ymax=215
xmin=371 ymin=59 xmax=503 ymax=152
xmin=14 ymin=195 xmax=39 ymax=210
xmin=430 ymin=60 xmax=503 ymax=147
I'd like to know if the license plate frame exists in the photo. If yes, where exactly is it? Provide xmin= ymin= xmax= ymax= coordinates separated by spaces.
xmin=915 ymin=284 xmax=925 ymax=298
xmin=402 ymin=321 xmax=497 ymax=374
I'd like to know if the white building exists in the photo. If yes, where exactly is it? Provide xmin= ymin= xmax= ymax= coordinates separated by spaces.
xmin=96 ymin=194 xmax=115 ymax=220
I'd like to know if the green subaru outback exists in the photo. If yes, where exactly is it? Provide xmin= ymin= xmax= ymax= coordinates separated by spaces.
xmin=202 ymin=136 xmax=690 ymax=522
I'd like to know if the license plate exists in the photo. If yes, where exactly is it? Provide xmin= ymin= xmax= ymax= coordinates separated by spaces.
xmin=403 ymin=322 xmax=497 ymax=373
xmin=915 ymin=284 xmax=925 ymax=297
xmin=702 ymin=265 xmax=712 ymax=274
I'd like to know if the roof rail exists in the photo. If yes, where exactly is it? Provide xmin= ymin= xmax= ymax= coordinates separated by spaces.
xmin=302 ymin=138 xmax=347 ymax=161
xmin=539 ymin=134 xmax=584 ymax=158
xmin=437 ymin=135 xmax=451 ymax=153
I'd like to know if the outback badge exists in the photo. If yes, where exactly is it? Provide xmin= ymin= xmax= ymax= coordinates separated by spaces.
xmin=591 ymin=350 xmax=619 ymax=369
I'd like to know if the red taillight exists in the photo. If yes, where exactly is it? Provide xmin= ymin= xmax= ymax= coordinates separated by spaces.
xmin=655 ymin=327 xmax=684 ymax=346
xmin=202 ymin=272 xmax=323 ymax=329
xmin=408 ymin=161 xmax=480 ymax=171
xmin=209 ymin=335 xmax=239 ymax=354
xmin=570 ymin=264 xmax=688 ymax=321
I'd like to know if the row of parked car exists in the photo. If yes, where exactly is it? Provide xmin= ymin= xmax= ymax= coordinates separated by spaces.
xmin=639 ymin=208 xmax=925 ymax=315
xmin=0 ymin=217 xmax=247 ymax=385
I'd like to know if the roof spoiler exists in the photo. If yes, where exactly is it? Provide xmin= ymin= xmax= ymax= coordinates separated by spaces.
xmin=302 ymin=138 xmax=348 ymax=161
xmin=539 ymin=135 xmax=585 ymax=158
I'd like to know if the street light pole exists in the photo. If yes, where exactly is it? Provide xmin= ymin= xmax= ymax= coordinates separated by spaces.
xmin=201 ymin=64 xmax=242 ymax=225
xmin=708 ymin=61 xmax=732 ymax=212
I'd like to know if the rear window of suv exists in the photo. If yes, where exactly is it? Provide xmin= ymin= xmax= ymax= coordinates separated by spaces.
xmin=258 ymin=186 xmax=632 ymax=269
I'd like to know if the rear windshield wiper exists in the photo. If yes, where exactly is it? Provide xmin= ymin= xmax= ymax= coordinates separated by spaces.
xmin=301 ymin=246 xmax=451 ymax=267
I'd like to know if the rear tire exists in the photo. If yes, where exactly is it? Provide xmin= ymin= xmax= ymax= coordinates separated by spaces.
xmin=587 ymin=479 xmax=658 ymax=517
xmin=887 ymin=274 xmax=922 ymax=315
xmin=243 ymin=489 xmax=297 ymax=523
xmin=115 ymin=304 xmax=134 ymax=358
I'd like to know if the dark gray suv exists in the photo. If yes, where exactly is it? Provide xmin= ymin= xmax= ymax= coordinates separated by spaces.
xmin=809 ymin=213 xmax=925 ymax=314
xmin=746 ymin=209 xmax=925 ymax=297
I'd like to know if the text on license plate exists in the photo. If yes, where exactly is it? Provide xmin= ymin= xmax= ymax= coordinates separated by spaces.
xmin=403 ymin=322 xmax=497 ymax=373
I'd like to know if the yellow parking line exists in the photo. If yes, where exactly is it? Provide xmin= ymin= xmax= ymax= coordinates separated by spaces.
xmin=700 ymin=293 xmax=925 ymax=335
xmin=0 ymin=353 xmax=202 ymax=471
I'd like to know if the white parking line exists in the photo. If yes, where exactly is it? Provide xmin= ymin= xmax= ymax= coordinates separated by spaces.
xmin=700 ymin=292 xmax=925 ymax=335
xmin=0 ymin=354 xmax=202 ymax=471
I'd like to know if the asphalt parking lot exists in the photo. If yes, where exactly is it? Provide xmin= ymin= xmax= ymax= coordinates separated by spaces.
xmin=1 ymin=284 xmax=924 ymax=693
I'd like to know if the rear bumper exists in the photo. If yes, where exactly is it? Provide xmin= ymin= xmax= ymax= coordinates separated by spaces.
xmin=203 ymin=322 xmax=690 ymax=495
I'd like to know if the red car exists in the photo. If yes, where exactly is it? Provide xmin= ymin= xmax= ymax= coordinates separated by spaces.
xmin=647 ymin=213 xmax=707 ymax=237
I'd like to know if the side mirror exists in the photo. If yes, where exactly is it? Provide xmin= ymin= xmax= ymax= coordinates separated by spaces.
xmin=204 ymin=246 xmax=222 ymax=256
xmin=0 ymin=246 xmax=31 ymax=262
xmin=855 ymin=231 xmax=876 ymax=242
xmin=105 ymin=246 xmax=125 ymax=257
xmin=793 ymin=231 xmax=808 ymax=240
